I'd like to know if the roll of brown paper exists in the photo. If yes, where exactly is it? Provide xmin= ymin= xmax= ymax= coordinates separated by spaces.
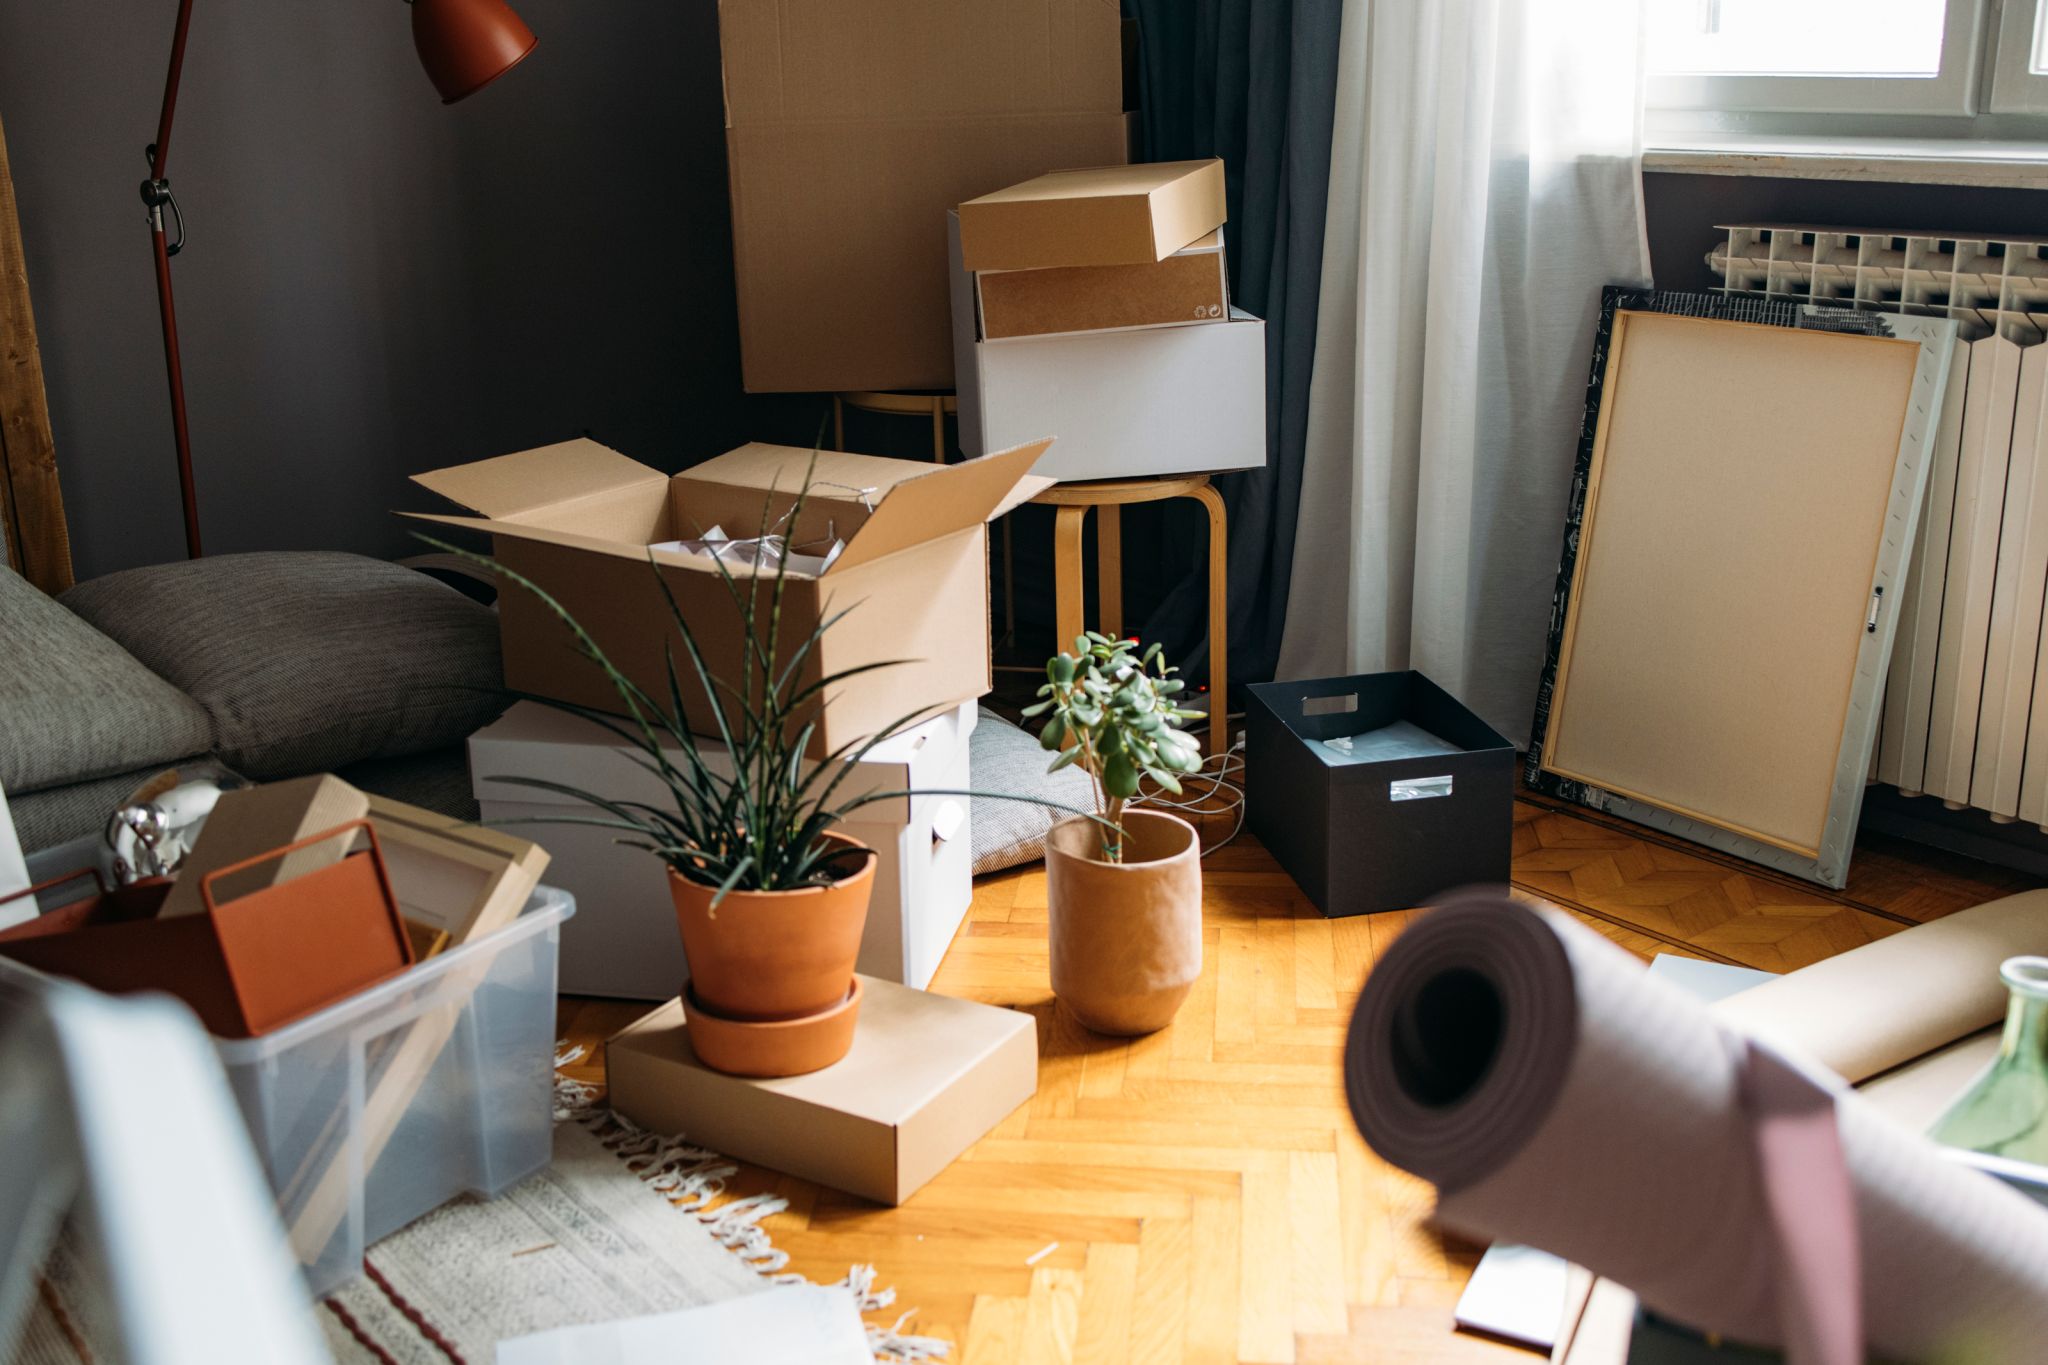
xmin=1714 ymin=890 xmax=2048 ymax=1088
xmin=1345 ymin=892 xmax=2048 ymax=1362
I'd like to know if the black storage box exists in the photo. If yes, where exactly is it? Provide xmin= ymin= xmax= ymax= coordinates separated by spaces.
xmin=1245 ymin=671 xmax=1514 ymax=917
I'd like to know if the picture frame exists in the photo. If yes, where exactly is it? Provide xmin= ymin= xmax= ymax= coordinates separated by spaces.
xmin=1524 ymin=287 xmax=1958 ymax=887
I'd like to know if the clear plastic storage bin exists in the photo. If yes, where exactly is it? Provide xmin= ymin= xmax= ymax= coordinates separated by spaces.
xmin=215 ymin=886 xmax=574 ymax=1295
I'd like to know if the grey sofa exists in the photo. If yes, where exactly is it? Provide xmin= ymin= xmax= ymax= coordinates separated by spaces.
xmin=1 ymin=552 xmax=507 ymax=852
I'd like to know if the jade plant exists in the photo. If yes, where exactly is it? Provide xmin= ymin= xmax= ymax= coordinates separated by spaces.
xmin=424 ymin=460 xmax=1089 ymax=905
xmin=1024 ymin=632 xmax=1206 ymax=863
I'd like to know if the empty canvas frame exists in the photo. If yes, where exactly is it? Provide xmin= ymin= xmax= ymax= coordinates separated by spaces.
xmin=1527 ymin=289 xmax=1956 ymax=887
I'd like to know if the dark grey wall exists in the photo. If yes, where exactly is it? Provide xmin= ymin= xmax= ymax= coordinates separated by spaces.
xmin=1644 ymin=169 xmax=2048 ymax=292
xmin=2 ymin=0 xmax=745 ymax=580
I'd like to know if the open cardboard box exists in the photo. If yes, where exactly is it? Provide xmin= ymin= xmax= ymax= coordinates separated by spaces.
xmin=412 ymin=439 xmax=1053 ymax=756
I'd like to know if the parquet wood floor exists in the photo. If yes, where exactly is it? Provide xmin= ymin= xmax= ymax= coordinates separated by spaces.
xmin=555 ymin=797 xmax=2037 ymax=1363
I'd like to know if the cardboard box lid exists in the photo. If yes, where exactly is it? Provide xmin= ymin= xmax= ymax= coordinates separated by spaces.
xmin=609 ymin=974 xmax=1034 ymax=1129
xmin=411 ymin=439 xmax=1054 ymax=578
xmin=958 ymin=158 xmax=1226 ymax=270
xmin=470 ymin=698 xmax=977 ymax=822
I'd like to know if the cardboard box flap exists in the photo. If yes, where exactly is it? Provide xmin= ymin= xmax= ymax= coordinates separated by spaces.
xmin=401 ymin=511 xmax=653 ymax=566
xmin=672 ymin=444 xmax=955 ymax=502
xmin=993 ymin=475 xmax=1058 ymax=520
xmin=412 ymin=439 xmax=668 ymax=522
xmin=827 ymin=439 xmax=1052 ymax=573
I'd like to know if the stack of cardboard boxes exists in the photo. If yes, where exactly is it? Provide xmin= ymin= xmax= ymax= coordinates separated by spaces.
xmin=949 ymin=158 xmax=1269 ymax=480
xmin=411 ymin=438 xmax=1050 ymax=1205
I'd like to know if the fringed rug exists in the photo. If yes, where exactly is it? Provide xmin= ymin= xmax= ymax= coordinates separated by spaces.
xmin=13 ymin=1051 xmax=946 ymax=1364
xmin=322 ymin=1050 xmax=947 ymax=1363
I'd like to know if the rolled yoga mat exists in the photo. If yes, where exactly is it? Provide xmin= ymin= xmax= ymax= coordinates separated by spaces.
xmin=1344 ymin=892 xmax=2048 ymax=1363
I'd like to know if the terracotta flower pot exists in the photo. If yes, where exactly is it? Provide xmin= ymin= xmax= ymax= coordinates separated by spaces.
xmin=1044 ymin=810 xmax=1203 ymax=1036
xmin=680 ymin=976 xmax=864 ymax=1078
xmin=668 ymin=833 xmax=874 ymax=1023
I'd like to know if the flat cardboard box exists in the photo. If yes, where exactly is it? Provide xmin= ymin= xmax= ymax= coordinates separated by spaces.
xmin=607 ymin=975 xmax=1036 ymax=1205
xmin=1245 ymin=672 xmax=1515 ymax=917
xmin=950 ymin=214 xmax=1267 ymax=480
xmin=976 ymin=229 xmax=1229 ymax=340
xmin=957 ymin=159 xmax=1227 ymax=272
xmin=411 ymin=439 xmax=1052 ymax=757
xmin=718 ymin=0 xmax=1127 ymax=392
xmin=470 ymin=701 xmax=977 ymax=997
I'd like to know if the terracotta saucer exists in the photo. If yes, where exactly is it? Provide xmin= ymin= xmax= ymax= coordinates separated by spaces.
xmin=679 ymin=976 xmax=863 ymax=1078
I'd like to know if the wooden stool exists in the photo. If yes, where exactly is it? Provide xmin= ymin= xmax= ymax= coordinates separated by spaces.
xmin=1031 ymin=476 xmax=1229 ymax=755
xmin=832 ymin=391 xmax=957 ymax=462
xmin=831 ymin=390 xmax=1017 ymax=645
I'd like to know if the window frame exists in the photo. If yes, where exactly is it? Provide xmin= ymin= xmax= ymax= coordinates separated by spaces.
xmin=1647 ymin=0 xmax=1989 ymax=118
xmin=1990 ymin=0 xmax=2048 ymax=113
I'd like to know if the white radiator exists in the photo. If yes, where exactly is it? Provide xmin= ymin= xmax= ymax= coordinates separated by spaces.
xmin=1709 ymin=225 xmax=2048 ymax=828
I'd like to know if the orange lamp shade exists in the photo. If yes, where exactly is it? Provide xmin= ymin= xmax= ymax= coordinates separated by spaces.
xmin=412 ymin=0 xmax=538 ymax=104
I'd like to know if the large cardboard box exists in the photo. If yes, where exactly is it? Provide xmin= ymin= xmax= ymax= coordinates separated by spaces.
xmin=976 ymin=229 xmax=1230 ymax=340
xmin=412 ymin=439 xmax=1051 ymax=757
xmin=718 ymin=0 xmax=1128 ymax=393
xmin=1245 ymin=672 xmax=1515 ymax=917
xmin=957 ymin=158 xmax=1227 ymax=271
xmin=607 ymin=975 xmax=1037 ymax=1205
xmin=471 ymin=701 xmax=977 ymax=997
xmin=950 ymin=214 xmax=1267 ymax=481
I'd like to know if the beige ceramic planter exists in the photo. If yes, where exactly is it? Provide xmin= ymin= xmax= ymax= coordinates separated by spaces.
xmin=1044 ymin=810 xmax=1203 ymax=1036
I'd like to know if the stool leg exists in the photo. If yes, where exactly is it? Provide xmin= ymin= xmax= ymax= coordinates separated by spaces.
xmin=1053 ymin=506 xmax=1088 ymax=657
xmin=1194 ymin=485 xmax=1228 ymax=756
xmin=931 ymin=399 xmax=946 ymax=463
xmin=1098 ymin=504 xmax=1123 ymax=640
xmin=832 ymin=394 xmax=846 ymax=452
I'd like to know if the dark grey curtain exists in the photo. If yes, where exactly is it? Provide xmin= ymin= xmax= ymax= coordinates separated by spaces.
xmin=1125 ymin=0 xmax=1343 ymax=699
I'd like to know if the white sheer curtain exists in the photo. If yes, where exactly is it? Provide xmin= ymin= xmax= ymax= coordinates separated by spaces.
xmin=1277 ymin=0 xmax=1651 ymax=744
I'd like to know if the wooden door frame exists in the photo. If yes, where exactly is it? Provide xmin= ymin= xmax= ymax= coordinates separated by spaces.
xmin=0 ymin=106 xmax=73 ymax=594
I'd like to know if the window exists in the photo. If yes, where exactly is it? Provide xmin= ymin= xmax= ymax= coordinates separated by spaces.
xmin=1646 ymin=0 xmax=2048 ymax=120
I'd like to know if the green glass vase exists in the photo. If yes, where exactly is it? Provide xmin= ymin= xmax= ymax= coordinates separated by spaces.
xmin=1928 ymin=956 xmax=2048 ymax=1165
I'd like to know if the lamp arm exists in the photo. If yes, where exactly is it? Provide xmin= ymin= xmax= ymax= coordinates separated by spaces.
xmin=140 ymin=0 xmax=203 ymax=559
xmin=149 ymin=0 xmax=195 ymax=182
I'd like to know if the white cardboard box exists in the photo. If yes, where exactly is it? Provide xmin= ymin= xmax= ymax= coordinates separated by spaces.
xmin=949 ymin=210 xmax=1268 ymax=482
xmin=470 ymin=701 xmax=977 ymax=999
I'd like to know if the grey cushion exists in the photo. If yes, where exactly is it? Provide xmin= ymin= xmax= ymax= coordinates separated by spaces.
xmin=969 ymin=705 xmax=1097 ymax=875
xmin=0 ymin=565 xmax=215 ymax=794
xmin=9 ymin=759 xmax=224 ymax=854
xmin=63 ymin=552 xmax=506 ymax=781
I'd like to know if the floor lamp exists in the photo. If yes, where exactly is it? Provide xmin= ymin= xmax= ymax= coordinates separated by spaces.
xmin=140 ymin=0 xmax=538 ymax=558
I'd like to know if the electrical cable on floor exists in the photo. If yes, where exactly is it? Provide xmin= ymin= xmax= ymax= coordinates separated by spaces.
xmin=1132 ymin=721 xmax=1246 ymax=858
